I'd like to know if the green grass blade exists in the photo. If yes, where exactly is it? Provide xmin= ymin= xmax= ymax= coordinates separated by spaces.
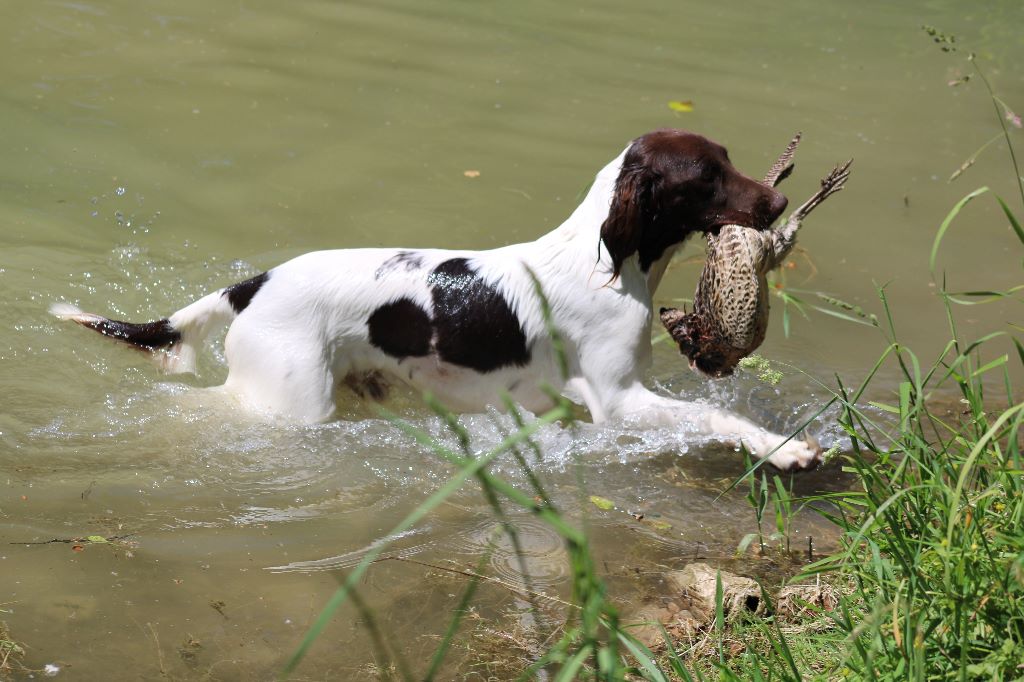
xmin=996 ymin=195 xmax=1024 ymax=245
xmin=930 ymin=187 xmax=989 ymax=274
xmin=423 ymin=549 xmax=491 ymax=681
xmin=807 ymin=303 xmax=880 ymax=326
xmin=617 ymin=631 xmax=670 ymax=682
xmin=658 ymin=624 xmax=697 ymax=682
xmin=971 ymin=354 xmax=1008 ymax=378
xmin=554 ymin=644 xmax=592 ymax=682
xmin=715 ymin=571 xmax=725 ymax=665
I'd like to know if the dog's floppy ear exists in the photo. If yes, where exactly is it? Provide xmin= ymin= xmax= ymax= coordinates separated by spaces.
xmin=600 ymin=160 xmax=657 ymax=279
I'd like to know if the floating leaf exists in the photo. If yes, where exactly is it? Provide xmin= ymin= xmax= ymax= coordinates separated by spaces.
xmin=86 ymin=535 xmax=108 ymax=544
xmin=589 ymin=495 xmax=614 ymax=511
xmin=650 ymin=520 xmax=673 ymax=531
xmin=668 ymin=100 xmax=694 ymax=113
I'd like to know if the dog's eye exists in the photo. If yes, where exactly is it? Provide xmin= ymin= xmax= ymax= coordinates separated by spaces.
xmin=692 ymin=161 xmax=716 ymax=186
xmin=691 ymin=168 xmax=718 ymax=197
xmin=698 ymin=166 xmax=719 ymax=186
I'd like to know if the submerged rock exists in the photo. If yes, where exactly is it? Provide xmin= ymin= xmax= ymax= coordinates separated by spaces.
xmin=628 ymin=562 xmax=840 ymax=649
xmin=665 ymin=562 xmax=763 ymax=620
xmin=628 ymin=562 xmax=763 ymax=647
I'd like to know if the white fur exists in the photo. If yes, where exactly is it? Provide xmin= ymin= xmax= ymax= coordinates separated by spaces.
xmin=54 ymin=146 xmax=820 ymax=470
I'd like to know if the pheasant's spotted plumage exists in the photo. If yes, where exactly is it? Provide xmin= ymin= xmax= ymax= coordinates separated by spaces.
xmin=660 ymin=134 xmax=851 ymax=376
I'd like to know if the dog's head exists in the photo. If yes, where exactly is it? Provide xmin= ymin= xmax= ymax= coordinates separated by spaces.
xmin=601 ymin=129 xmax=788 ymax=277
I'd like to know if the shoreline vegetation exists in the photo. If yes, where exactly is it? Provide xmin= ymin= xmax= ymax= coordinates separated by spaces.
xmin=280 ymin=33 xmax=1021 ymax=681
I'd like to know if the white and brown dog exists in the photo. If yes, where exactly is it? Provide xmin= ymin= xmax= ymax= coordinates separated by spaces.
xmin=52 ymin=129 xmax=821 ymax=470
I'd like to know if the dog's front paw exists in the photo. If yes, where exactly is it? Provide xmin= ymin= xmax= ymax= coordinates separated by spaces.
xmin=764 ymin=437 xmax=822 ymax=472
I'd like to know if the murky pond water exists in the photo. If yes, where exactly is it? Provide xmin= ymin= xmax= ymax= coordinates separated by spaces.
xmin=2 ymin=0 xmax=1022 ymax=678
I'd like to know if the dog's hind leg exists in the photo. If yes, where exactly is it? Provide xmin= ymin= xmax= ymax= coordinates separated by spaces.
xmin=221 ymin=316 xmax=338 ymax=423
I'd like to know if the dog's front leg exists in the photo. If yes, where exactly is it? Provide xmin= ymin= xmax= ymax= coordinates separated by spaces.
xmin=693 ymin=404 xmax=821 ymax=471
xmin=567 ymin=325 xmax=820 ymax=470
xmin=596 ymin=383 xmax=821 ymax=471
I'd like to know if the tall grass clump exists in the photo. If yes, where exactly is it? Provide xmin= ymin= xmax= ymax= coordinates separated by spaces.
xmin=800 ymin=268 xmax=1024 ymax=679
xmin=713 ymin=38 xmax=1024 ymax=680
xmin=795 ymin=35 xmax=1024 ymax=680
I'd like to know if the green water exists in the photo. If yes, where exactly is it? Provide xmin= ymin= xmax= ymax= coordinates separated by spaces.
xmin=2 ymin=0 xmax=1022 ymax=678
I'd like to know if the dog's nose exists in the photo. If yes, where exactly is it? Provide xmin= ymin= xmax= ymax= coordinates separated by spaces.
xmin=768 ymin=190 xmax=788 ymax=220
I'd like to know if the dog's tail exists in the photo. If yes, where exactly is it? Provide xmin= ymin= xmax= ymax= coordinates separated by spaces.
xmin=50 ymin=272 xmax=269 ymax=374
